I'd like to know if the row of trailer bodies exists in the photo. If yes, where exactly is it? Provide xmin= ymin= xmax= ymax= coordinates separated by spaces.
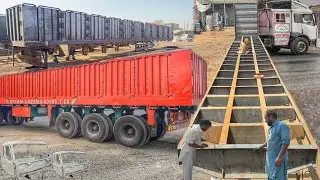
xmin=0 ymin=49 xmax=207 ymax=148
xmin=5 ymin=3 xmax=173 ymax=47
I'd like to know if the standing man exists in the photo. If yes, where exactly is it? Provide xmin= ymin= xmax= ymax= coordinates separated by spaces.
xmin=179 ymin=120 xmax=212 ymax=180
xmin=256 ymin=110 xmax=290 ymax=180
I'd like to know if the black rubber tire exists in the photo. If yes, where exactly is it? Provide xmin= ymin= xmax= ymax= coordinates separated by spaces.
xmin=113 ymin=115 xmax=147 ymax=148
xmin=137 ymin=115 xmax=151 ymax=146
xmin=71 ymin=112 xmax=83 ymax=137
xmin=6 ymin=110 xmax=25 ymax=126
xmin=81 ymin=113 xmax=110 ymax=142
xmin=290 ymin=39 xmax=297 ymax=55
xmin=150 ymin=121 xmax=167 ymax=141
xmin=56 ymin=112 xmax=79 ymax=139
xmin=100 ymin=113 xmax=114 ymax=142
xmin=293 ymin=37 xmax=309 ymax=55
xmin=0 ymin=111 xmax=4 ymax=125
xmin=266 ymin=46 xmax=281 ymax=54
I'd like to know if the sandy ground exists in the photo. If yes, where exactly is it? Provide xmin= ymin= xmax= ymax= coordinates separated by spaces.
xmin=193 ymin=28 xmax=235 ymax=86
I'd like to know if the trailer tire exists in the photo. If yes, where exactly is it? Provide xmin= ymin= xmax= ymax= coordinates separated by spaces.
xmin=290 ymin=40 xmax=297 ymax=55
xmin=100 ymin=113 xmax=114 ymax=142
xmin=81 ymin=113 xmax=111 ymax=142
xmin=266 ymin=46 xmax=281 ymax=54
xmin=293 ymin=37 xmax=309 ymax=55
xmin=71 ymin=112 xmax=83 ymax=137
xmin=137 ymin=115 xmax=151 ymax=146
xmin=6 ymin=110 xmax=25 ymax=126
xmin=113 ymin=115 xmax=147 ymax=148
xmin=56 ymin=112 xmax=79 ymax=139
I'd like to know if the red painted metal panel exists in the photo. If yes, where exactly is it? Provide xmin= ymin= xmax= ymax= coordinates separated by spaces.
xmin=0 ymin=49 xmax=207 ymax=107
xmin=12 ymin=106 xmax=31 ymax=117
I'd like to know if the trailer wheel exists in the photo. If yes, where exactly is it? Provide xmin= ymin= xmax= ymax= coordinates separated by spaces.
xmin=293 ymin=37 xmax=309 ymax=55
xmin=137 ymin=115 xmax=151 ymax=145
xmin=71 ymin=112 xmax=83 ymax=137
xmin=266 ymin=46 xmax=281 ymax=54
xmin=113 ymin=115 xmax=147 ymax=148
xmin=56 ymin=112 xmax=79 ymax=139
xmin=6 ymin=110 xmax=25 ymax=126
xmin=100 ymin=113 xmax=114 ymax=142
xmin=290 ymin=40 xmax=297 ymax=55
xmin=81 ymin=113 xmax=111 ymax=142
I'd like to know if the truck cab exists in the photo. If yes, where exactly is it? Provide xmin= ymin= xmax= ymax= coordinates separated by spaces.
xmin=258 ymin=0 xmax=319 ymax=54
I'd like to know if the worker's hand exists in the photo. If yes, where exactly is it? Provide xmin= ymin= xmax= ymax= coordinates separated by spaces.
xmin=200 ymin=144 xmax=208 ymax=148
xmin=275 ymin=157 xmax=282 ymax=167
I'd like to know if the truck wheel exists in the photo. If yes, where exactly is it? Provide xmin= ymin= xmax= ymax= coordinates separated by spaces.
xmin=137 ymin=115 xmax=151 ymax=145
xmin=100 ymin=113 xmax=114 ymax=141
xmin=81 ymin=113 xmax=111 ymax=142
xmin=290 ymin=40 xmax=297 ymax=55
xmin=266 ymin=46 xmax=281 ymax=54
xmin=150 ymin=121 xmax=167 ymax=141
xmin=56 ymin=112 xmax=79 ymax=138
xmin=71 ymin=112 xmax=83 ymax=137
xmin=7 ymin=110 xmax=25 ymax=126
xmin=113 ymin=115 xmax=147 ymax=148
xmin=293 ymin=37 xmax=309 ymax=55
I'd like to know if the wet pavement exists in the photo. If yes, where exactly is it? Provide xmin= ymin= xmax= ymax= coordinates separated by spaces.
xmin=271 ymin=49 xmax=320 ymax=144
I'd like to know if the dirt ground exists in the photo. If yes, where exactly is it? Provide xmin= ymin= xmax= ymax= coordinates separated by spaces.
xmin=193 ymin=28 xmax=235 ymax=86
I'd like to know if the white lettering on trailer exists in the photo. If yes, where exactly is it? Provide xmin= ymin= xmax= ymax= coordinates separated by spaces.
xmin=7 ymin=99 xmax=69 ymax=105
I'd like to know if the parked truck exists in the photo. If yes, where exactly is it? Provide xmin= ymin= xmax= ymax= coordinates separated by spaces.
xmin=258 ymin=0 xmax=319 ymax=54
xmin=0 ymin=49 xmax=207 ymax=148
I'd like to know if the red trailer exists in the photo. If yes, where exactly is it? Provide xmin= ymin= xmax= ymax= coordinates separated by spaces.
xmin=0 ymin=49 xmax=207 ymax=147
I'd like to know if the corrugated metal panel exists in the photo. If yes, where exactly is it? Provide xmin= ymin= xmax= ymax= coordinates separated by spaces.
xmin=0 ymin=49 xmax=207 ymax=107
xmin=164 ymin=26 xmax=169 ymax=41
xmin=6 ymin=3 xmax=38 ymax=41
xmin=65 ymin=10 xmax=90 ymax=40
xmin=235 ymin=3 xmax=258 ymax=36
xmin=120 ymin=19 xmax=133 ymax=40
xmin=0 ymin=15 xmax=8 ymax=40
xmin=132 ymin=21 xmax=144 ymax=41
xmin=91 ymin=15 xmax=105 ymax=40
xmin=192 ymin=51 xmax=207 ymax=104
xmin=106 ymin=17 xmax=120 ymax=40
xmin=151 ymin=24 xmax=158 ymax=41
xmin=158 ymin=25 xmax=165 ymax=41
xmin=168 ymin=27 xmax=173 ymax=40
xmin=144 ymin=23 xmax=152 ymax=40
xmin=37 ymin=6 xmax=63 ymax=41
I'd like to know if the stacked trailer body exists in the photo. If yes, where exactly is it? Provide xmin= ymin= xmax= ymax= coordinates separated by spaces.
xmin=144 ymin=23 xmax=153 ymax=41
xmin=0 ymin=49 xmax=207 ymax=148
xmin=5 ymin=3 xmax=175 ymax=67
xmin=0 ymin=15 xmax=9 ymax=47
xmin=178 ymin=36 xmax=319 ymax=178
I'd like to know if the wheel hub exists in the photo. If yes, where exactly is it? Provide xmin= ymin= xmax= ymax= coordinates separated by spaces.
xmin=124 ymin=125 xmax=136 ymax=138
xmin=297 ymin=41 xmax=306 ymax=52
xmin=88 ymin=121 xmax=99 ymax=134
xmin=63 ymin=120 xmax=70 ymax=129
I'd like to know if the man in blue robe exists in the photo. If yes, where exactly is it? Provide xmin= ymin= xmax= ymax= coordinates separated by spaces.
xmin=256 ymin=110 xmax=290 ymax=180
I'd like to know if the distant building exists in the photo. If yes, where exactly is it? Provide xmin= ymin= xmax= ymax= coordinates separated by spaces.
xmin=150 ymin=20 xmax=182 ymax=30
xmin=152 ymin=20 xmax=164 ymax=25
xmin=164 ymin=23 xmax=180 ymax=30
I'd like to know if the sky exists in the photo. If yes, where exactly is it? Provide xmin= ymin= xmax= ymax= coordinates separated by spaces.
xmin=0 ymin=0 xmax=193 ymax=29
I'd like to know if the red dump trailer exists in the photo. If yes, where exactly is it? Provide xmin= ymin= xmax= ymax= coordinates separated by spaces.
xmin=0 ymin=49 xmax=207 ymax=147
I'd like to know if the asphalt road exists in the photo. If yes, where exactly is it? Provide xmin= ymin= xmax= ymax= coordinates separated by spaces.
xmin=271 ymin=49 xmax=320 ymax=144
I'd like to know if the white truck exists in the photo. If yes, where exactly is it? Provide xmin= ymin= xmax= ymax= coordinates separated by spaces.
xmin=258 ymin=0 xmax=319 ymax=54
